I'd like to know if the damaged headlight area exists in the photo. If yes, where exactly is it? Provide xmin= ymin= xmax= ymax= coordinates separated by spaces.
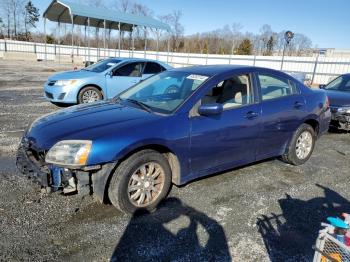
xmin=337 ymin=107 xmax=350 ymax=114
xmin=46 ymin=140 xmax=92 ymax=167
xmin=330 ymin=106 xmax=350 ymax=131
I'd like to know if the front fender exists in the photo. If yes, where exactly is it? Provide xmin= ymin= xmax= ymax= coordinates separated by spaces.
xmin=113 ymin=138 xmax=179 ymax=160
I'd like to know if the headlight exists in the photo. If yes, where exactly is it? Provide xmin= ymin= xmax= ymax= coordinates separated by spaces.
xmin=46 ymin=140 xmax=92 ymax=167
xmin=338 ymin=107 xmax=350 ymax=114
xmin=55 ymin=79 xmax=77 ymax=86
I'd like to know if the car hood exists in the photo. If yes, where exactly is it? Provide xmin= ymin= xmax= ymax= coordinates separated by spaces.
xmin=48 ymin=69 xmax=100 ymax=81
xmin=26 ymin=101 xmax=158 ymax=150
xmin=325 ymin=90 xmax=350 ymax=107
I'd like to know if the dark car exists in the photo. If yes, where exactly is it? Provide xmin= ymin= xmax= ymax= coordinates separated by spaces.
xmin=17 ymin=65 xmax=331 ymax=214
xmin=320 ymin=74 xmax=350 ymax=131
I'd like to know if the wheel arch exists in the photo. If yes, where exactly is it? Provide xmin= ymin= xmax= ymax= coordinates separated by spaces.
xmin=77 ymin=84 xmax=104 ymax=101
xmin=304 ymin=118 xmax=320 ymax=135
xmin=101 ymin=144 xmax=181 ymax=204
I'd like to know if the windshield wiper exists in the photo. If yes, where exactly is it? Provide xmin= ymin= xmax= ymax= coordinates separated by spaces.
xmin=124 ymin=98 xmax=153 ymax=113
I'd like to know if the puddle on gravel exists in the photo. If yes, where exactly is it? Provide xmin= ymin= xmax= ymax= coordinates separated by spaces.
xmin=69 ymin=201 xmax=123 ymax=223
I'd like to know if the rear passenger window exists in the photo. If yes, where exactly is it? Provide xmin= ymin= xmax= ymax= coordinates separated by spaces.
xmin=258 ymin=74 xmax=298 ymax=101
xmin=143 ymin=62 xmax=163 ymax=74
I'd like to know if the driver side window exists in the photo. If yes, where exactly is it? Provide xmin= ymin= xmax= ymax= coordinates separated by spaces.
xmin=113 ymin=62 xmax=144 ymax=77
xmin=201 ymin=74 xmax=253 ymax=110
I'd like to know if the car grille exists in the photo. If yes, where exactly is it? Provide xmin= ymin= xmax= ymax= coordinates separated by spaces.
xmin=24 ymin=137 xmax=46 ymax=160
xmin=17 ymin=137 xmax=50 ymax=186
xmin=47 ymin=80 xmax=56 ymax=86
xmin=45 ymin=92 xmax=53 ymax=99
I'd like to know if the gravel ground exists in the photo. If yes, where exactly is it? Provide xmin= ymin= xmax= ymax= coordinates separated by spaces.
xmin=0 ymin=60 xmax=350 ymax=261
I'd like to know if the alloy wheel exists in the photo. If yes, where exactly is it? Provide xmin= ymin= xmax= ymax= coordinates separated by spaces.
xmin=295 ymin=130 xmax=313 ymax=160
xmin=127 ymin=162 xmax=165 ymax=207
xmin=82 ymin=90 xmax=100 ymax=103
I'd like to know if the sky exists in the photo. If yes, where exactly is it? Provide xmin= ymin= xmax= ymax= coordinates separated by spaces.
xmin=32 ymin=0 xmax=350 ymax=49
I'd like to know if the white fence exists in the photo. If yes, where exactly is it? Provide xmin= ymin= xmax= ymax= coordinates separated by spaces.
xmin=1 ymin=39 xmax=350 ymax=84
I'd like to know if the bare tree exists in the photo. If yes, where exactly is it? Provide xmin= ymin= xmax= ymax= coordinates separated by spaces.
xmin=288 ymin=33 xmax=312 ymax=56
xmin=230 ymin=23 xmax=243 ymax=55
xmin=160 ymin=10 xmax=184 ymax=52
xmin=131 ymin=2 xmax=154 ymax=50
xmin=1 ymin=0 xmax=12 ymax=38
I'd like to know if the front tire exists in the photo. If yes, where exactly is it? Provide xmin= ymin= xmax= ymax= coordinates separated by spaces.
xmin=282 ymin=123 xmax=316 ymax=165
xmin=108 ymin=150 xmax=172 ymax=214
xmin=78 ymin=86 xmax=103 ymax=104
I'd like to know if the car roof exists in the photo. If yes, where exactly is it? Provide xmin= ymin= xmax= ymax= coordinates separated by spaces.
xmin=168 ymin=64 xmax=279 ymax=77
xmin=104 ymin=57 xmax=172 ymax=68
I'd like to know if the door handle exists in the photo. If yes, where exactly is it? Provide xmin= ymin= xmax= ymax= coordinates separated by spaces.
xmin=294 ymin=101 xmax=304 ymax=109
xmin=246 ymin=111 xmax=259 ymax=119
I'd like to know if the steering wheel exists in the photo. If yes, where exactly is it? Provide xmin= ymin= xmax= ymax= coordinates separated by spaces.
xmin=165 ymin=85 xmax=180 ymax=94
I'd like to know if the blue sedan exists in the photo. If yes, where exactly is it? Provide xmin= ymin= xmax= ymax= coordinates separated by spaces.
xmin=44 ymin=58 xmax=172 ymax=105
xmin=17 ymin=65 xmax=331 ymax=214
xmin=319 ymin=74 xmax=350 ymax=130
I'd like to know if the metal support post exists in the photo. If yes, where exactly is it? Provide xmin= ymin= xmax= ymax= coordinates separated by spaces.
xmin=58 ymin=21 xmax=60 ymax=64
xmin=71 ymin=14 xmax=74 ymax=63
xmin=118 ymin=22 xmax=121 ymax=57
xmin=281 ymin=42 xmax=287 ymax=70
xmin=88 ymin=18 xmax=90 ymax=63
xmin=156 ymin=29 xmax=159 ymax=60
xmin=166 ymin=34 xmax=170 ymax=63
xmin=84 ymin=21 xmax=87 ymax=63
xmin=144 ymin=27 xmax=147 ymax=58
xmin=131 ymin=25 xmax=135 ymax=58
xmin=311 ymin=50 xmax=320 ymax=85
xmin=44 ymin=17 xmax=47 ymax=62
xmin=103 ymin=19 xmax=106 ymax=58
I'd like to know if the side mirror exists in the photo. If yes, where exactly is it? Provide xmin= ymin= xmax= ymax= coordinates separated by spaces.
xmin=319 ymin=84 xmax=326 ymax=89
xmin=198 ymin=103 xmax=223 ymax=116
xmin=106 ymin=71 xmax=113 ymax=78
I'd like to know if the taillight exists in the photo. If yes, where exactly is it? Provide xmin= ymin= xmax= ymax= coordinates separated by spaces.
xmin=325 ymin=96 xmax=330 ymax=109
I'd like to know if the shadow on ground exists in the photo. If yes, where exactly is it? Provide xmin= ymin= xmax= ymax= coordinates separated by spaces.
xmin=111 ymin=197 xmax=231 ymax=261
xmin=257 ymin=184 xmax=350 ymax=261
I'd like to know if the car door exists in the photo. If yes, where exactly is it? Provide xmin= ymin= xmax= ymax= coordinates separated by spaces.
xmin=142 ymin=62 xmax=165 ymax=80
xmin=189 ymin=73 xmax=261 ymax=174
xmin=255 ymin=72 xmax=306 ymax=159
xmin=106 ymin=62 xmax=145 ymax=98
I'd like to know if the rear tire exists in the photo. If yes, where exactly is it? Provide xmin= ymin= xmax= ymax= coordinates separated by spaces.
xmin=78 ymin=86 xmax=103 ymax=104
xmin=282 ymin=123 xmax=316 ymax=165
xmin=108 ymin=150 xmax=172 ymax=214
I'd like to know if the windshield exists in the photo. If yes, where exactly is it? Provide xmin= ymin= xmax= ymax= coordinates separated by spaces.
xmin=118 ymin=71 xmax=209 ymax=114
xmin=84 ymin=58 xmax=121 ymax=73
xmin=324 ymin=75 xmax=350 ymax=92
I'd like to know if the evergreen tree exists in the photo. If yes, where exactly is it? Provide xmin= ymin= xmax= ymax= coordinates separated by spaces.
xmin=24 ymin=1 xmax=39 ymax=40
xmin=236 ymin=38 xmax=253 ymax=55
xmin=263 ymin=36 xmax=275 ymax=56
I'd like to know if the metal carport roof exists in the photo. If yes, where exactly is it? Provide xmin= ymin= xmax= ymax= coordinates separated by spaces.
xmin=43 ymin=0 xmax=171 ymax=32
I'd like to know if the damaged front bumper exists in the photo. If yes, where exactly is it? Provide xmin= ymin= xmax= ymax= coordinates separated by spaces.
xmin=16 ymin=143 xmax=116 ymax=203
xmin=330 ymin=110 xmax=350 ymax=131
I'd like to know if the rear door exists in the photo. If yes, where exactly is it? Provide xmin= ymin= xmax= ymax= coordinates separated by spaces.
xmin=255 ymin=72 xmax=306 ymax=159
xmin=142 ymin=62 xmax=165 ymax=80
xmin=106 ymin=62 xmax=145 ymax=98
